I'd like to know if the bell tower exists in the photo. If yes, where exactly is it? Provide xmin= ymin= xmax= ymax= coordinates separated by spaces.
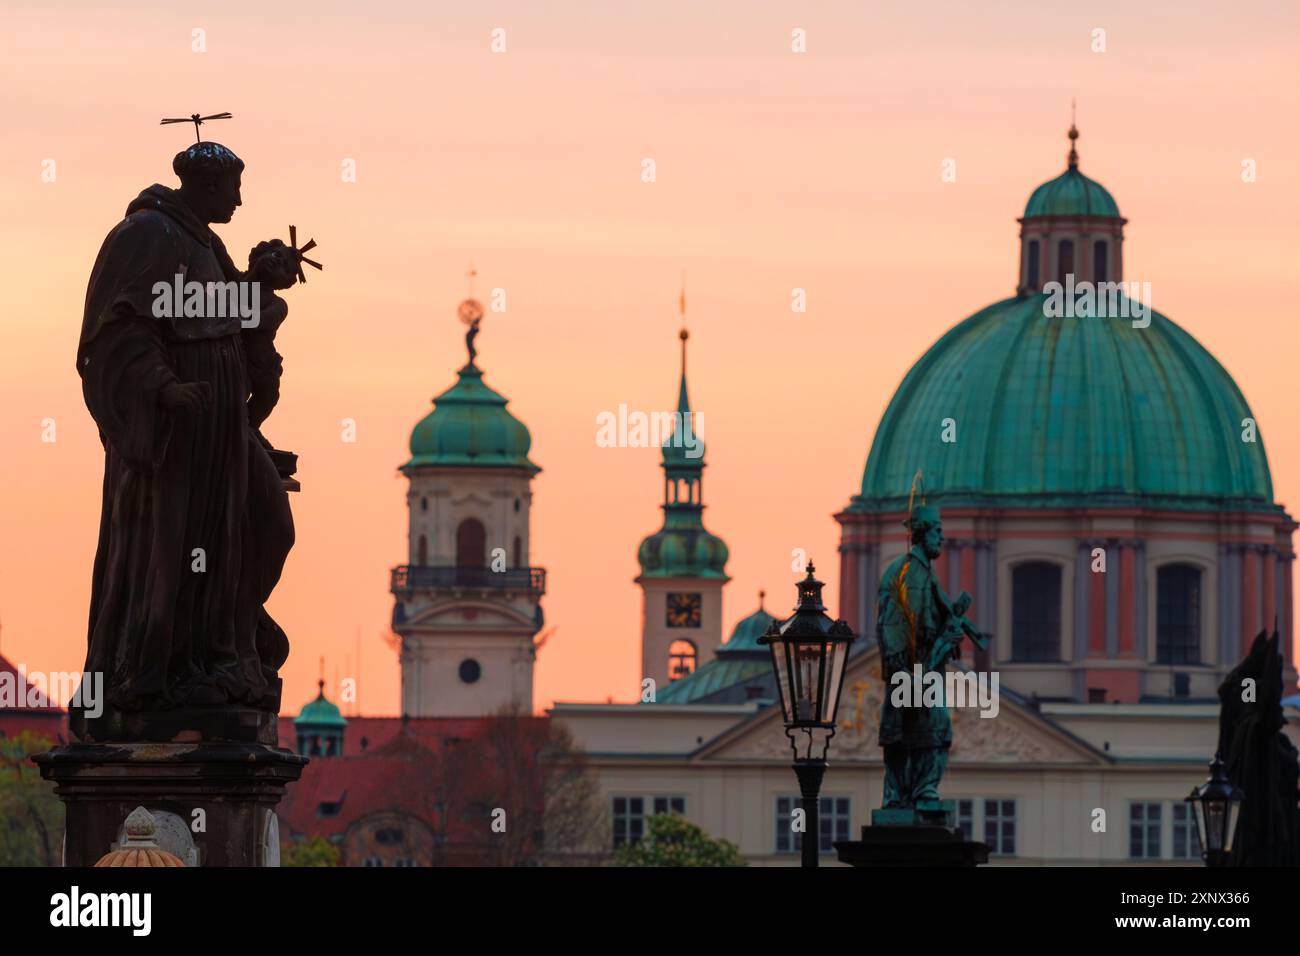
xmin=390 ymin=289 xmax=544 ymax=717
xmin=636 ymin=297 xmax=730 ymax=695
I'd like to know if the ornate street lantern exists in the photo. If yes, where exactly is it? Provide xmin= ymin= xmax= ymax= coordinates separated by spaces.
xmin=759 ymin=562 xmax=856 ymax=868
xmin=1184 ymin=754 xmax=1244 ymax=867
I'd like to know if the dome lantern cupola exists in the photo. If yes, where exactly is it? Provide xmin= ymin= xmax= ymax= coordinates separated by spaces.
xmin=1017 ymin=116 xmax=1127 ymax=295
xmin=295 ymin=676 xmax=347 ymax=757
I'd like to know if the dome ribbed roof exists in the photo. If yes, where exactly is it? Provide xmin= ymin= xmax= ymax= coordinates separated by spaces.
xmin=853 ymin=296 xmax=1274 ymax=512
xmin=1023 ymin=167 xmax=1120 ymax=219
xmin=405 ymin=363 xmax=538 ymax=472
xmin=295 ymin=686 xmax=347 ymax=728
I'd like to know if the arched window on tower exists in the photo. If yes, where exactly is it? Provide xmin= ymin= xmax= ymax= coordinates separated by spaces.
xmin=1093 ymin=240 xmax=1108 ymax=283
xmin=456 ymin=518 xmax=486 ymax=585
xmin=417 ymin=534 xmax=427 ymax=566
xmin=513 ymin=535 xmax=522 ymax=568
xmin=668 ymin=639 xmax=697 ymax=682
xmin=1057 ymin=239 xmax=1074 ymax=284
xmin=1011 ymin=562 xmax=1062 ymax=662
xmin=1027 ymin=240 xmax=1040 ymax=289
xmin=1157 ymin=564 xmax=1202 ymax=665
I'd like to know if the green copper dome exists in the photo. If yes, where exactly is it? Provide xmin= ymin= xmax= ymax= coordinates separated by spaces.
xmin=294 ymin=685 xmax=347 ymax=728
xmin=1024 ymin=168 xmax=1120 ymax=219
xmin=404 ymin=363 xmax=539 ymax=473
xmin=853 ymin=295 xmax=1275 ymax=513
xmin=717 ymin=600 xmax=776 ymax=654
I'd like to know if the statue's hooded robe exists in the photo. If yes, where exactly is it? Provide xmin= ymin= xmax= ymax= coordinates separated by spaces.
xmin=77 ymin=184 xmax=292 ymax=713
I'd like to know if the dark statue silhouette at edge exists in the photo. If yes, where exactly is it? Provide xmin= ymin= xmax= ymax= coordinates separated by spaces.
xmin=76 ymin=141 xmax=303 ymax=715
xmin=1218 ymin=630 xmax=1300 ymax=866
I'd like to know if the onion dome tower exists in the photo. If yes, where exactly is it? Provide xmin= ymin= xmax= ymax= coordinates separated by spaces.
xmin=637 ymin=298 xmax=730 ymax=691
xmin=294 ymin=679 xmax=347 ymax=757
xmin=837 ymin=122 xmax=1294 ymax=706
xmin=390 ymin=285 xmax=545 ymax=717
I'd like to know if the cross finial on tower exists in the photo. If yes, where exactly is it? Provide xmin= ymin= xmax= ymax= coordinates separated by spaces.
xmin=1068 ymin=99 xmax=1080 ymax=169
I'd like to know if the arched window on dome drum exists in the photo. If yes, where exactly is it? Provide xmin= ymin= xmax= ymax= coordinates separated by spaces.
xmin=1057 ymin=239 xmax=1074 ymax=284
xmin=1156 ymin=564 xmax=1201 ymax=665
xmin=455 ymin=518 xmax=487 ymax=584
xmin=668 ymin=639 xmax=697 ymax=682
xmin=417 ymin=534 xmax=427 ymax=566
xmin=1027 ymin=240 xmax=1040 ymax=289
xmin=1093 ymin=240 xmax=1107 ymax=283
xmin=1011 ymin=562 xmax=1062 ymax=662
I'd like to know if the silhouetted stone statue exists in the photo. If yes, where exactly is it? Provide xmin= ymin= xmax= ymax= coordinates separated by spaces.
xmin=1217 ymin=630 xmax=1300 ymax=866
xmin=76 ymin=140 xmax=303 ymax=717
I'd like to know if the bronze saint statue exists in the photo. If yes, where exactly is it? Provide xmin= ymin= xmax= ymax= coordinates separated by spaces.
xmin=875 ymin=501 xmax=988 ymax=809
xmin=76 ymin=134 xmax=312 ymax=716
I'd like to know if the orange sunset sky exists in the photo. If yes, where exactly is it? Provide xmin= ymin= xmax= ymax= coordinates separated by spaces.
xmin=0 ymin=1 xmax=1297 ymax=715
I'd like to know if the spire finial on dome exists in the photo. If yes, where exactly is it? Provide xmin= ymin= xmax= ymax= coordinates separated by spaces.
xmin=759 ymin=588 xmax=766 ymax=610
xmin=1067 ymin=99 xmax=1079 ymax=170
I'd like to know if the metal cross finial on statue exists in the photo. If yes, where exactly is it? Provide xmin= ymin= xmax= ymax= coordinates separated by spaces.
xmin=286 ymin=225 xmax=323 ymax=283
xmin=159 ymin=111 xmax=233 ymax=143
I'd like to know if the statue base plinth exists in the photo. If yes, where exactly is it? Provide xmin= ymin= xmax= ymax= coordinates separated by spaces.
xmin=71 ymin=702 xmax=282 ymax=745
xmin=835 ymin=821 xmax=990 ymax=867
xmin=871 ymin=798 xmax=956 ymax=828
xmin=34 ymin=741 xmax=306 ymax=867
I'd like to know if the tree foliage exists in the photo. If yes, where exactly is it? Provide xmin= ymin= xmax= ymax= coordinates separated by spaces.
xmin=613 ymin=813 xmax=747 ymax=867
xmin=0 ymin=731 xmax=63 ymax=866
xmin=281 ymin=834 xmax=340 ymax=867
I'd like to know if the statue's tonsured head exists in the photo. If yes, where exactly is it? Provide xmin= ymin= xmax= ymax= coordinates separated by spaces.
xmin=173 ymin=142 xmax=244 ymax=224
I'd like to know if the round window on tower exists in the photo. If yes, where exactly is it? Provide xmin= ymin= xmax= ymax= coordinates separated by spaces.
xmin=459 ymin=659 xmax=482 ymax=684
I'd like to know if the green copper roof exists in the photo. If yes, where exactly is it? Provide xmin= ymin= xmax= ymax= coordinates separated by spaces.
xmin=716 ymin=602 xmax=776 ymax=655
xmin=853 ymin=295 xmax=1275 ymax=512
xmin=655 ymin=656 xmax=772 ymax=704
xmin=295 ymin=686 xmax=347 ymax=728
xmin=1024 ymin=167 xmax=1120 ymax=219
xmin=404 ymin=363 xmax=539 ymax=472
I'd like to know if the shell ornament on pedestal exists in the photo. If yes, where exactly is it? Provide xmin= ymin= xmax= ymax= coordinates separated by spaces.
xmin=94 ymin=806 xmax=186 ymax=867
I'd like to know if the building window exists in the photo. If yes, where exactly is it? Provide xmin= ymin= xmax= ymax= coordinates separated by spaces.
xmin=420 ymin=496 xmax=428 ymax=512
xmin=956 ymin=799 xmax=975 ymax=842
xmin=774 ymin=796 xmax=851 ymax=855
xmin=393 ymin=858 xmax=419 ymax=867
xmin=984 ymin=799 xmax=1016 ymax=856
xmin=612 ymin=795 xmax=686 ymax=848
xmin=417 ymin=534 xmax=427 ymax=566
xmin=668 ymin=639 xmax=697 ymax=681
xmin=1156 ymin=564 xmax=1201 ymax=665
xmin=455 ymin=518 xmax=487 ymax=583
xmin=1172 ymin=802 xmax=1201 ymax=859
xmin=458 ymin=659 xmax=481 ymax=684
xmin=513 ymin=535 xmax=522 ymax=568
xmin=1027 ymin=240 xmax=1040 ymax=289
xmin=1057 ymin=239 xmax=1074 ymax=283
xmin=362 ymin=856 xmax=383 ymax=867
xmin=1129 ymin=802 xmax=1162 ymax=859
xmin=1011 ymin=562 xmax=1062 ymax=662
xmin=1093 ymin=240 xmax=1107 ymax=283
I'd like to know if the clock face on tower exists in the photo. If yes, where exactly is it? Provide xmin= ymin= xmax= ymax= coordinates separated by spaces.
xmin=666 ymin=592 xmax=702 ymax=628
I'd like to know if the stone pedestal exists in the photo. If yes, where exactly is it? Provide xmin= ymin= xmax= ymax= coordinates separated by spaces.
xmin=835 ymin=800 xmax=989 ymax=867
xmin=35 ymin=707 xmax=306 ymax=867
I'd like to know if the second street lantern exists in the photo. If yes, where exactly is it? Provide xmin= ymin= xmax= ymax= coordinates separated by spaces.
xmin=759 ymin=562 xmax=856 ymax=867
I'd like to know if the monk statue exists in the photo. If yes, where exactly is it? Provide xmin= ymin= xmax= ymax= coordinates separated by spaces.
xmin=76 ymin=140 xmax=301 ymax=716
xmin=875 ymin=502 xmax=988 ymax=809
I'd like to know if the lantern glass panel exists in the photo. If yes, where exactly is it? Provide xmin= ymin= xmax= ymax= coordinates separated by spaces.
xmin=1204 ymin=801 xmax=1225 ymax=852
xmin=769 ymin=643 xmax=793 ymax=724
xmin=1224 ymin=800 xmax=1241 ymax=852
xmin=822 ymin=640 xmax=849 ymax=723
xmin=1188 ymin=797 xmax=1207 ymax=852
xmin=792 ymin=641 xmax=826 ymax=723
